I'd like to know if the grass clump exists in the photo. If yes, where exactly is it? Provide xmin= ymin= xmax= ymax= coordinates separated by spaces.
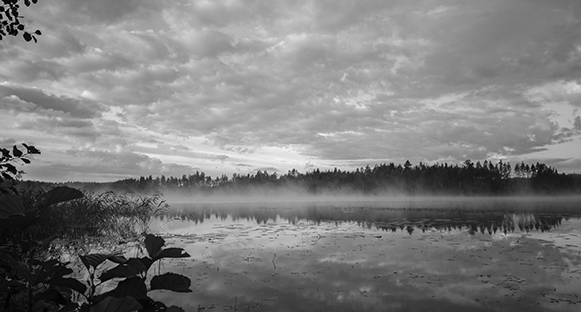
xmin=32 ymin=190 xmax=169 ymax=241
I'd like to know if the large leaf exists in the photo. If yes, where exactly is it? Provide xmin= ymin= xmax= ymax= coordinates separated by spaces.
xmin=144 ymin=234 xmax=164 ymax=258
xmin=150 ymin=273 xmax=192 ymax=293
xmin=80 ymin=254 xmax=117 ymax=271
xmin=39 ymin=186 xmax=83 ymax=208
xmin=34 ymin=288 xmax=68 ymax=305
xmin=33 ymin=259 xmax=72 ymax=286
xmin=40 ymin=234 xmax=59 ymax=251
xmin=49 ymin=277 xmax=87 ymax=295
xmin=0 ymin=193 xmax=25 ymax=219
xmin=138 ymin=257 xmax=154 ymax=271
xmin=0 ymin=214 xmax=39 ymax=232
xmin=57 ymin=302 xmax=79 ymax=312
xmin=99 ymin=258 xmax=146 ymax=283
xmin=109 ymin=276 xmax=148 ymax=300
xmin=12 ymin=145 xmax=23 ymax=157
xmin=90 ymin=296 xmax=142 ymax=312
xmin=107 ymin=255 xmax=128 ymax=264
xmin=153 ymin=248 xmax=190 ymax=261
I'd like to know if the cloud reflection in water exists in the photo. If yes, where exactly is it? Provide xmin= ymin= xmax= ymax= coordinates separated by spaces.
xmin=148 ymin=201 xmax=581 ymax=311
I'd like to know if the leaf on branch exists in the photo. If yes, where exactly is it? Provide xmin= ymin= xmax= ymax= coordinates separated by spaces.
xmin=0 ymin=193 xmax=26 ymax=218
xmin=99 ymin=259 xmax=146 ymax=283
xmin=1 ymin=172 xmax=14 ymax=181
xmin=107 ymin=255 xmax=128 ymax=264
xmin=138 ymin=257 xmax=153 ymax=271
xmin=21 ymin=158 xmax=30 ymax=164
xmin=12 ymin=145 xmax=22 ymax=157
xmin=4 ymin=163 xmax=17 ymax=175
xmin=109 ymin=276 xmax=148 ymax=300
xmin=0 ymin=148 xmax=10 ymax=158
xmin=34 ymin=288 xmax=68 ymax=305
xmin=80 ymin=254 xmax=113 ymax=271
xmin=79 ymin=253 xmax=128 ymax=272
xmin=49 ymin=277 xmax=88 ymax=295
xmin=90 ymin=296 xmax=143 ymax=312
xmin=150 ymin=273 xmax=192 ymax=293
xmin=25 ymin=144 xmax=41 ymax=154
xmin=39 ymin=186 xmax=83 ymax=208
xmin=144 ymin=234 xmax=165 ymax=258
xmin=58 ymin=302 xmax=79 ymax=312
xmin=34 ymin=260 xmax=73 ymax=286
xmin=153 ymin=248 xmax=190 ymax=261
xmin=41 ymin=234 xmax=59 ymax=251
xmin=23 ymin=32 xmax=31 ymax=41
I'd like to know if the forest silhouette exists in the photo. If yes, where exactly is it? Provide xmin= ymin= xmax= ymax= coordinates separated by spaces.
xmin=64 ymin=159 xmax=581 ymax=196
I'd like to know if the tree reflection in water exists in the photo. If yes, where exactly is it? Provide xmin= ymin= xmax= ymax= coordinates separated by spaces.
xmin=147 ymin=199 xmax=581 ymax=312
xmin=161 ymin=200 xmax=575 ymax=235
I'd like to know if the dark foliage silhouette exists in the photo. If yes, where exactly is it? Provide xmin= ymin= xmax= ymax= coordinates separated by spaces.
xmin=0 ymin=143 xmax=40 ymax=194
xmin=0 ymin=0 xmax=41 ymax=42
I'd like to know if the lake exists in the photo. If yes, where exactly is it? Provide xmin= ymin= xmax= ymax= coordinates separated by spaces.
xmin=147 ymin=197 xmax=581 ymax=312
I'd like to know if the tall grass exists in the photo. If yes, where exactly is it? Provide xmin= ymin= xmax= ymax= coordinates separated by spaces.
xmin=32 ymin=190 xmax=169 ymax=242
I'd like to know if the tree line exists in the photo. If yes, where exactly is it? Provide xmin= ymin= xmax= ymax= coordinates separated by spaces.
xmin=104 ymin=160 xmax=581 ymax=196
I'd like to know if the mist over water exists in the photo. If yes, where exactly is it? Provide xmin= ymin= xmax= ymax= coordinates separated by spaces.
xmin=147 ymin=197 xmax=581 ymax=312
xmin=164 ymin=192 xmax=581 ymax=206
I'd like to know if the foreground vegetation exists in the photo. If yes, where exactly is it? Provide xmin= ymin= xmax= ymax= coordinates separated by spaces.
xmin=1 ymin=144 xmax=192 ymax=311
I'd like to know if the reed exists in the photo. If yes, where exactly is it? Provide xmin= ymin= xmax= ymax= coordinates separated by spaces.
xmin=29 ymin=189 xmax=169 ymax=241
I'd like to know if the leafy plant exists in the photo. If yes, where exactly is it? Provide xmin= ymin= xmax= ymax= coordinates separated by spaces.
xmin=0 ymin=186 xmax=84 ymax=311
xmin=1 ymin=144 xmax=193 ymax=311
xmin=1 ymin=187 xmax=192 ymax=311
xmin=0 ymin=143 xmax=40 ymax=195
xmin=77 ymin=234 xmax=191 ymax=312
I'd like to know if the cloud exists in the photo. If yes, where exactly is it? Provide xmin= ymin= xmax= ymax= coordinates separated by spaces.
xmin=60 ymin=148 xmax=197 ymax=178
xmin=0 ymin=83 xmax=103 ymax=118
xmin=575 ymin=116 xmax=581 ymax=130
xmin=0 ymin=138 xmax=16 ymax=146
xmin=2 ymin=0 xmax=581 ymax=181
xmin=525 ymin=80 xmax=581 ymax=106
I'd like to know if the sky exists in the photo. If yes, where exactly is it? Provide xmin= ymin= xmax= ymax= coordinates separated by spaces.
xmin=1 ymin=0 xmax=581 ymax=182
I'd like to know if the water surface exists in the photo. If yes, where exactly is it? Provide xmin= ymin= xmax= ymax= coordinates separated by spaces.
xmin=148 ymin=198 xmax=581 ymax=311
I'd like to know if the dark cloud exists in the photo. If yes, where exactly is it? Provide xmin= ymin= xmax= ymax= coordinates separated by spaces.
xmin=234 ymin=163 xmax=253 ymax=167
xmin=573 ymin=116 xmax=581 ymax=131
xmin=61 ymin=148 xmax=196 ymax=178
xmin=0 ymin=59 xmax=66 ymax=82
xmin=0 ymin=84 xmax=103 ymax=118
